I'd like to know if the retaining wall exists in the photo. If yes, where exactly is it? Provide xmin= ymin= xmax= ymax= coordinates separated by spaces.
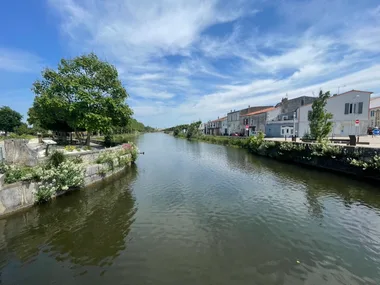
xmin=0 ymin=154 xmax=131 ymax=217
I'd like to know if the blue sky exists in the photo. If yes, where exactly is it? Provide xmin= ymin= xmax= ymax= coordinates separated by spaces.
xmin=1 ymin=0 xmax=380 ymax=128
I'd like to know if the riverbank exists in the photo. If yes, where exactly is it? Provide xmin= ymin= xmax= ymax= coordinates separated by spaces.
xmin=0 ymin=142 xmax=138 ymax=217
xmin=175 ymin=134 xmax=380 ymax=182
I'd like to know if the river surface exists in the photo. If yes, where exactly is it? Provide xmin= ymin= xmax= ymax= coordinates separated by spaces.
xmin=1 ymin=133 xmax=380 ymax=285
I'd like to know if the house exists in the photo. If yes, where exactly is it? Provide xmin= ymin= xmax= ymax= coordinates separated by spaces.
xmin=198 ymin=123 xmax=206 ymax=135
xmin=369 ymin=97 xmax=380 ymax=128
xmin=240 ymin=107 xmax=279 ymax=136
xmin=207 ymin=117 xmax=227 ymax=135
xmin=298 ymin=90 xmax=372 ymax=137
xmin=220 ymin=117 xmax=227 ymax=135
xmin=265 ymin=96 xmax=316 ymax=137
xmin=227 ymin=106 xmax=272 ymax=135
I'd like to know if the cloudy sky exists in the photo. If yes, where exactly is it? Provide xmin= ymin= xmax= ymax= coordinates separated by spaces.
xmin=1 ymin=0 xmax=380 ymax=128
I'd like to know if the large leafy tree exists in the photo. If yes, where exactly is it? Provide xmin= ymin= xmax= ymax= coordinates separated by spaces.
xmin=0 ymin=106 xmax=23 ymax=135
xmin=309 ymin=90 xmax=333 ymax=142
xmin=29 ymin=53 xmax=132 ymax=144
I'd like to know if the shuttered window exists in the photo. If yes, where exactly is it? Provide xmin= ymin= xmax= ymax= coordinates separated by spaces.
xmin=358 ymin=102 xmax=363 ymax=114
xmin=344 ymin=103 xmax=349 ymax=114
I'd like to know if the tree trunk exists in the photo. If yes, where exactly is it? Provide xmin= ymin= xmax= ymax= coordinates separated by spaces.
xmin=86 ymin=132 xmax=91 ymax=146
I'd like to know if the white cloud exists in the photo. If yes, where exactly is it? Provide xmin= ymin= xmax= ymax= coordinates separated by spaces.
xmin=0 ymin=48 xmax=43 ymax=73
xmin=47 ymin=0 xmax=380 ymax=127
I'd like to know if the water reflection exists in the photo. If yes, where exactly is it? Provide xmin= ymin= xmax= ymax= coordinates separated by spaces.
xmin=0 ymin=167 xmax=137 ymax=270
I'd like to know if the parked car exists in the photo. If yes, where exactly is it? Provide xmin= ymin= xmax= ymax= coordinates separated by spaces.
xmin=230 ymin=132 xmax=239 ymax=137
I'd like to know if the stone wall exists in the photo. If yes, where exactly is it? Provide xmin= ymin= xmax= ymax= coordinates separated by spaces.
xmin=58 ymin=145 xmax=123 ymax=164
xmin=4 ymin=139 xmax=39 ymax=166
xmin=0 ymin=153 xmax=131 ymax=217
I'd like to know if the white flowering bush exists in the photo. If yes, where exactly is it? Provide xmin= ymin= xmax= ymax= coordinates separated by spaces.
xmin=35 ymin=160 xmax=85 ymax=202
xmin=1 ymin=164 xmax=38 ymax=184
xmin=350 ymin=155 xmax=380 ymax=171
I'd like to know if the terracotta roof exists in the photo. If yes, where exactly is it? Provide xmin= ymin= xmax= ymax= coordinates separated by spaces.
xmin=243 ymin=107 xmax=275 ymax=117
xmin=210 ymin=116 xmax=227 ymax=123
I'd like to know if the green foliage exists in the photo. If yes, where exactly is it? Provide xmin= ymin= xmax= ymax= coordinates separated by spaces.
xmin=350 ymin=155 xmax=380 ymax=170
xmin=309 ymin=90 xmax=333 ymax=143
xmin=64 ymin=145 xmax=77 ymax=152
xmin=47 ymin=151 xmax=66 ymax=168
xmin=14 ymin=123 xmax=33 ymax=136
xmin=173 ymin=128 xmax=180 ymax=136
xmin=0 ymin=106 xmax=23 ymax=135
xmin=248 ymin=131 xmax=265 ymax=152
xmin=1 ymin=165 xmax=37 ymax=184
xmin=104 ymin=134 xmax=113 ymax=147
xmin=35 ymin=160 xmax=85 ymax=203
xmin=28 ymin=53 xmax=133 ymax=144
xmin=186 ymin=121 xmax=202 ymax=139
xmin=83 ymin=145 xmax=92 ymax=151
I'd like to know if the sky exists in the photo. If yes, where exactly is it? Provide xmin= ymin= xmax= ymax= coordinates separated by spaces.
xmin=1 ymin=0 xmax=380 ymax=128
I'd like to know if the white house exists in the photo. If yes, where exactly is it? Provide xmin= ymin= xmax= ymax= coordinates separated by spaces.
xmin=369 ymin=97 xmax=380 ymax=128
xmin=298 ymin=90 xmax=372 ymax=137
xmin=220 ymin=117 xmax=228 ymax=135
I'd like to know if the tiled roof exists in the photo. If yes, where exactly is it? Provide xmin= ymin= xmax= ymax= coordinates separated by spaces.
xmin=243 ymin=107 xmax=275 ymax=117
xmin=210 ymin=116 xmax=227 ymax=123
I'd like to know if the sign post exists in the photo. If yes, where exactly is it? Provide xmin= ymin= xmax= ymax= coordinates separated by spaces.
xmin=355 ymin=119 xmax=359 ymax=140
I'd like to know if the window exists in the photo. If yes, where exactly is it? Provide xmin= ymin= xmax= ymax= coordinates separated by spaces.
xmin=345 ymin=102 xmax=363 ymax=114
xmin=281 ymin=129 xmax=284 ymax=135
xmin=286 ymin=129 xmax=289 ymax=134
xmin=282 ymin=115 xmax=288 ymax=120
xmin=371 ymin=110 xmax=375 ymax=117
xmin=358 ymin=102 xmax=363 ymax=114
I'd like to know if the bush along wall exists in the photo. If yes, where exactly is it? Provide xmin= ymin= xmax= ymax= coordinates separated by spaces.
xmin=190 ymin=134 xmax=380 ymax=181
xmin=0 ymin=142 xmax=139 ymax=204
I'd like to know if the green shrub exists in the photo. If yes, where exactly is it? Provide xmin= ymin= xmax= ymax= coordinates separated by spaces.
xmin=35 ymin=160 xmax=85 ymax=203
xmin=47 ymin=151 xmax=66 ymax=168
xmin=2 ymin=165 xmax=37 ymax=184
xmin=64 ymin=145 xmax=76 ymax=152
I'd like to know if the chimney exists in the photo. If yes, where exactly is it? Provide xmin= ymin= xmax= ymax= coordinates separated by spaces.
xmin=218 ymin=116 xmax=219 ymax=119
xmin=248 ymin=105 xmax=250 ymax=108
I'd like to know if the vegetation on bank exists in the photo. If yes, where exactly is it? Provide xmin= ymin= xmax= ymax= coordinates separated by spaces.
xmin=0 ymin=142 xmax=138 ymax=203
xmin=173 ymin=133 xmax=380 ymax=175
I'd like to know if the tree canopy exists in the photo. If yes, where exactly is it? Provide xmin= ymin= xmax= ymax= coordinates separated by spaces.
xmin=309 ymin=90 xmax=333 ymax=142
xmin=0 ymin=106 xmax=23 ymax=135
xmin=28 ymin=53 xmax=132 ymax=143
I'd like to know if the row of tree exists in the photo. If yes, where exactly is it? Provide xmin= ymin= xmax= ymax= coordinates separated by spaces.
xmin=0 ymin=53 xmax=154 ymax=143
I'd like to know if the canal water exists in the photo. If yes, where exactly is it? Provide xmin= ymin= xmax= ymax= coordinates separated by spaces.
xmin=1 ymin=133 xmax=380 ymax=285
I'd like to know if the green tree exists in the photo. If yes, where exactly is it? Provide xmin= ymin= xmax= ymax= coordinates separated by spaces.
xmin=186 ymin=121 xmax=201 ymax=139
xmin=14 ymin=123 xmax=32 ymax=135
xmin=0 ymin=106 xmax=23 ymax=135
xmin=309 ymin=90 xmax=333 ymax=142
xmin=29 ymin=53 xmax=132 ymax=145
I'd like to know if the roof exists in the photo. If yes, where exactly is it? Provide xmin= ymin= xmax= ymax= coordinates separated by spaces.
xmin=210 ymin=116 xmax=227 ymax=123
xmin=243 ymin=107 xmax=275 ymax=117
xmin=370 ymin=97 xmax=380 ymax=109
xmin=300 ymin=89 xmax=374 ymax=109
xmin=338 ymin=90 xmax=373 ymax=96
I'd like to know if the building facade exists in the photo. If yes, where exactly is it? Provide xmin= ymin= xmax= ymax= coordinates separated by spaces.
xmin=207 ymin=117 xmax=227 ymax=135
xmin=298 ymin=90 xmax=372 ymax=137
xmin=227 ymin=106 xmax=272 ymax=135
xmin=240 ymin=107 xmax=278 ymax=136
xmin=265 ymin=96 xmax=316 ymax=137
xmin=370 ymin=97 xmax=380 ymax=128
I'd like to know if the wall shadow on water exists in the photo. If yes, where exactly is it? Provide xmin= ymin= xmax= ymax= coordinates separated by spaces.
xmin=0 ymin=166 xmax=138 ymax=271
